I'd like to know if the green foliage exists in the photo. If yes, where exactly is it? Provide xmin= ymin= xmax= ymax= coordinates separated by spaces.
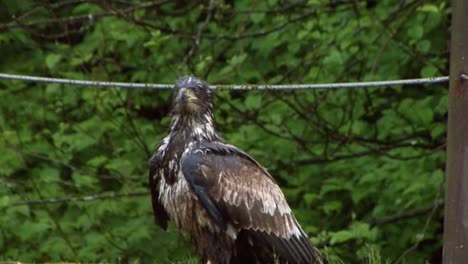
xmin=0 ymin=0 xmax=448 ymax=263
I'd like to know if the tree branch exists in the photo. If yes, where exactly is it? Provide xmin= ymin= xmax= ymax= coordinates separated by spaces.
xmin=369 ymin=200 xmax=444 ymax=226
xmin=5 ymin=191 xmax=149 ymax=207
xmin=291 ymin=142 xmax=440 ymax=166
xmin=178 ymin=0 xmax=215 ymax=73
xmin=0 ymin=0 xmax=171 ymax=31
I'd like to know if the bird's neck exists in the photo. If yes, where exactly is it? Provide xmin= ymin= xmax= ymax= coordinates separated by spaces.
xmin=169 ymin=112 xmax=218 ymax=143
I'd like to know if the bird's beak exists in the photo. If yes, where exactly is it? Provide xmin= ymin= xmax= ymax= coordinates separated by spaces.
xmin=177 ymin=88 xmax=197 ymax=103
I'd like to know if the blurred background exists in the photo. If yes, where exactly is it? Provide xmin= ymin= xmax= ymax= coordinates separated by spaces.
xmin=0 ymin=0 xmax=449 ymax=263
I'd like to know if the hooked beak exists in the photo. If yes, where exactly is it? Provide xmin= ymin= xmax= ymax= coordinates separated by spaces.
xmin=177 ymin=88 xmax=197 ymax=103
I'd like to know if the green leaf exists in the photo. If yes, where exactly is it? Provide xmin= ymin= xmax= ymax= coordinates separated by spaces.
xmin=228 ymin=54 xmax=248 ymax=66
xmin=408 ymin=25 xmax=424 ymax=40
xmin=421 ymin=65 xmax=438 ymax=78
xmin=45 ymin=54 xmax=62 ymax=70
xmin=0 ymin=196 xmax=10 ymax=208
xmin=330 ymin=230 xmax=354 ymax=244
xmin=251 ymin=13 xmax=265 ymax=23
xmin=431 ymin=123 xmax=446 ymax=139
xmin=244 ymin=94 xmax=261 ymax=110
xmin=418 ymin=4 xmax=439 ymax=13
xmin=417 ymin=40 xmax=431 ymax=53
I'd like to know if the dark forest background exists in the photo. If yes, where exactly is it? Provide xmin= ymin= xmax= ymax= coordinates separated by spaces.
xmin=0 ymin=0 xmax=449 ymax=263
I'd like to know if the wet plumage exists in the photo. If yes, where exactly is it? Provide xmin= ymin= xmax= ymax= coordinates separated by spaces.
xmin=149 ymin=76 xmax=323 ymax=264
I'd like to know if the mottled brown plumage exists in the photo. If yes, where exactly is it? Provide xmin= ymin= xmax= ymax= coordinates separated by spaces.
xmin=149 ymin=76 xmax=323 ymax=264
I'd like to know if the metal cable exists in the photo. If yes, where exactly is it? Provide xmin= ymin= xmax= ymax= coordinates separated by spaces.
xmin=0 ymin=72 xmax=449 ymax=90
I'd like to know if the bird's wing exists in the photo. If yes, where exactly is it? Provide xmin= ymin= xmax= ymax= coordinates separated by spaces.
xmin=181 ymin=142 xmax=322 ymax=263
xmin=149 ymin=154 xmax=169 ymax=230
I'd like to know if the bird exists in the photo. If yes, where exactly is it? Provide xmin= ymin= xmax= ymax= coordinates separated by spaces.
xmin=149 ymin=76 xmax=323 ymax=264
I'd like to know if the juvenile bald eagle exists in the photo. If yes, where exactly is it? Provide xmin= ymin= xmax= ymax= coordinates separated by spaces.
xmin=149 ymin=76 xmax=323 ymax=264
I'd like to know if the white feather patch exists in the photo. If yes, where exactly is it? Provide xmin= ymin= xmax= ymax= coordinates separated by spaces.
xmin=226 ymin=224 xmax=237 ymax=239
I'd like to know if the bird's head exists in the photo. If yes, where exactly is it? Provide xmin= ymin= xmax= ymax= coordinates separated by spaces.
xmin=172 ymin=76 xmax=213 ymax=116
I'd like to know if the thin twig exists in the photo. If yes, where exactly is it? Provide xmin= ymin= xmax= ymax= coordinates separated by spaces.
xmin=178 ymin=0 xmax=215 ymax=74
xmin=394 ymin=187 xmax=443 ymax=263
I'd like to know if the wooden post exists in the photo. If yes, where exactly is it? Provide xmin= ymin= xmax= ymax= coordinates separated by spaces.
xmin=443 ymin=0 xmax=468 ymax=263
